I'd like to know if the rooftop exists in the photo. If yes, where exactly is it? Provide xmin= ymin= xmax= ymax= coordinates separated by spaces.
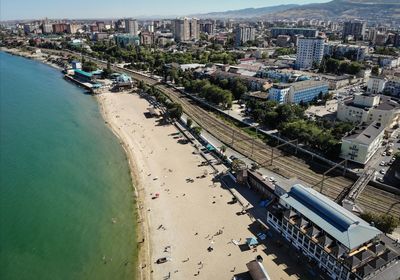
xmin=280 ymin=184 xmax=382 ymax=250
xmin=343 ymin=121 xmax=385 ymax=145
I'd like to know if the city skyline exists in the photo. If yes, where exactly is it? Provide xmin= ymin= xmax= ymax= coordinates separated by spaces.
xmin=0 ymin=0 xmax=331 ymax=21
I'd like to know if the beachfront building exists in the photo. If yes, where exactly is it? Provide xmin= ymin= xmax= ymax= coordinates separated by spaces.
xmin=266 ymin=184 xmax=399 ymax=280
xmin=340 ymin=121 xmax=385 ymax=164
xmin=268 ymin=80 xmax=329 ymax=104
xmin=337 ymin=94 xmax=400 ymax=129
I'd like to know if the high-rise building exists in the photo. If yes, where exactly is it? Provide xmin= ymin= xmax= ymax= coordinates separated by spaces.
xmin=125 ymin=19 xmax=138 ymax=36
xmin=342 ymin=21 xmax=366 ymax=41
xmin=52 ymin=23 xmax=68 ymax=34
xmin=234 ymin=25 xmax=256 ymax=46
xmin=41 ymin=22 xmax=53 ymax=34
xmin=174 ymin=18 xmax=198 ymax=42
xmin=199 ymin=21 xmax=215 ymax=35
xmin=295 ymin=37 xmax=325 ymax=70
xmin=67 ymin=23 xmax=79 ymax=34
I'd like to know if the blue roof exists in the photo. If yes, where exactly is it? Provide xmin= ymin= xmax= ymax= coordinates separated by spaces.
xmin=280 ymin=184 xmax=382 ymax=250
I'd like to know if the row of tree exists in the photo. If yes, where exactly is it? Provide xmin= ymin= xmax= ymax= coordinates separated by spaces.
xmin=138 ymin=82 xmax=183 ymax=120
xmin=185 ymin=79 xmax=233 ymax=109
xmin=319 ymin=57 xmax=363 ymax=76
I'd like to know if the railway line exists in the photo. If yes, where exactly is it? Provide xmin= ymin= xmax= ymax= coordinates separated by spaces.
xmin=44 ymin=49 xmax=400 ymax=218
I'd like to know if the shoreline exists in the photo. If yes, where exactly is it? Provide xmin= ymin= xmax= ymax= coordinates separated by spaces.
xmin=96 ymin=94 xmax=152 ymax=280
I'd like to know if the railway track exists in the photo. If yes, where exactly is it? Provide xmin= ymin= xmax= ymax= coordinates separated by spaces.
xmin=45 ymin=50 xmax=400 ymax=217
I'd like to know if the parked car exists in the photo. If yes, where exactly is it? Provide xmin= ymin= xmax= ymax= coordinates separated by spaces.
xmin=379 ymin=161 xmax=386 ymax=166
xmin=379 ymin=169 xmax=386 ymax=175
xmin=377 ymin=177 xmax=384 ymax=183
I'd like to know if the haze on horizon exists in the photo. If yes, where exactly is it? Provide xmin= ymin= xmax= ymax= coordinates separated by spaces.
xmin=0 ymin=0 xmax=331 ymax=21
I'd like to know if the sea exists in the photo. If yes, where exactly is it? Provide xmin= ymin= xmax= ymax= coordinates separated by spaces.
xmin=0 ymin=51 xmax=137 ymax=280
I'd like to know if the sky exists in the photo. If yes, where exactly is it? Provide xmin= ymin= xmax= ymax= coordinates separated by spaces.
xmin=0 ymin=0 xmax=331 ymax=21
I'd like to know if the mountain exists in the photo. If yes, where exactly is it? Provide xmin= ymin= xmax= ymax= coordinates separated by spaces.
xmin=270 ymin=0 xmax=400 ymax=21
xmin=191 ymin=4 xmax=299 ymax=19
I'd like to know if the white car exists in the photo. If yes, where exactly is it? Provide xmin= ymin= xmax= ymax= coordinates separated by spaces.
xmin=381 ymin=152 xmax=387 ymax=156
xmin=377 ymin=177 xmax=384 ymax=183
xmin=379 ymin=169 xmax=386 ymax=175
xmin=379 ymin=161 xmax=386 ymax=166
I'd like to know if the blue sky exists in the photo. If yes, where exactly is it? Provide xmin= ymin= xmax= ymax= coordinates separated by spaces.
xmin=0 ymin=0 xmax=330 ymax=21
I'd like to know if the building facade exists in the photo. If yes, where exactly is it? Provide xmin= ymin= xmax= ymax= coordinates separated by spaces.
xmin=295 ymin=37 xmax=325 ymax=70
xmin=337 ymin=94 xmax=400 ymax=129
xmin=125 ymin=19 xmax=138 ymax=36
xmin=367 ymin=77 xmax=387 ymax=94
xmin=340 ymin=121 xmax=385 ymax=164
xmin=234 ymin=25 xmax=256 ymax=46
xmin=174 ymin=18 xmax=199 ymax=42
xmin=343 ymin=21 xmax=366 ymax=41
xmin=269 ymin=80 xmax=329 ymax=104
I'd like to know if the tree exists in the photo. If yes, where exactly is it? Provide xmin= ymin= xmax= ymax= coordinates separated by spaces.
xmin=371 ymin=66 xmax=380 ymax=76
xmin=220 ymin=145 xmax=227 ymax=154
xmin=186 ymin=118 xmax=193 ymax=129
xmin=192 ymin=126 xmax=202 ymax=137
xmin=168 ymin=103 xmax=183 ymax=120
xmin=360 ymin=212 xmax=399 ymax=234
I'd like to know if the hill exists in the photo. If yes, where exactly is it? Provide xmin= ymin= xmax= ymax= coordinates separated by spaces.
xmin=191 ymin=4 xmax=299 ymax=19
xmin=271 ymin=0 xmax=400 ymax=21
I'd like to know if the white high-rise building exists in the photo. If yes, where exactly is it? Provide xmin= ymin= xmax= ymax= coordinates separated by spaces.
xmin=295 ymin=37 xmax=325 ymax=70
xmin=125 ymin=19 xmax=138 ymax=36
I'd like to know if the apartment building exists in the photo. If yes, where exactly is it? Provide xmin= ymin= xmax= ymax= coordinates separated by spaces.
xmin=174 ymin=17 xmax=199 ymax=42
xmin=270 ymin=27 xmax=318 ymax=38
xmin=125 ymin=19 xmax=138 ymax=36
xmin=340 ymin=121 xmax=385 ymax=164
xmin=343 ymin=21 xmax=366 ymax=41
xmin=234 ymin=25 xmax=256 ymax=46
xmin=337 ymin=94 xmax=400 ymax=128
xmin=295 ymin=37 xmax=325 ymax=70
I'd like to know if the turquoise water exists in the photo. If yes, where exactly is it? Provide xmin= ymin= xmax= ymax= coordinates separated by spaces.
xmin=0 ymin=52 xmax=137 ymax=280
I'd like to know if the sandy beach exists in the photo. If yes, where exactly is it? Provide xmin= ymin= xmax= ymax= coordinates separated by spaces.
xmin=97 ymin=90 xmax=303 ymax=280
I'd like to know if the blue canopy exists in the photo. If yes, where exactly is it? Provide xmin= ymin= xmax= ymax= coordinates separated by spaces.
xmin=246 ymin=237 xmax=258 ymax=246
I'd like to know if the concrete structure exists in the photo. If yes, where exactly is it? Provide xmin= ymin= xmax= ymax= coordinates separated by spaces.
xmin=71 ymin=61 xmax=82 ymax=70
xmin=337 ymin=94 xmax=400 ymax=129
xmin=343 ymin=21 xmax=366 ymax=41
xmin=295 ymin=37 xmax=325 ymax=70
xmin=125 ymin=19 xmax=138 ymax=36
xmin=367 ymin=77 xmax=387 ymax=94
xmin=269 ymin=80 xmax=329 ymax=104
xmin=276 ymin=35 xmax=291 ymax=47
xmin=340 ymin=121 xmax=385 ymax=164
xmin=270 ymin=27 xmax=318 ymax=38
xmin=174 ymin=17 xmax=199 ymax=42
xmin=234 ymin=25 xmax=256 ymax=46
xmin=267 ymin=184 xmax=399 ymax=280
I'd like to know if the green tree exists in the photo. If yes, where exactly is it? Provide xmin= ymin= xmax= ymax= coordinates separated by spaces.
xmin=371 ymin=66 xmax=380 ymax=76
xmin=192 ymin=126 xmax=202 ymax=137
xmin=186 ymin=118 xmax=193 ymax=129
xmin=220 ymin=145 xmax=227 ymax=154
xmin=360 ymin=212 xmax=399 ymax=234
